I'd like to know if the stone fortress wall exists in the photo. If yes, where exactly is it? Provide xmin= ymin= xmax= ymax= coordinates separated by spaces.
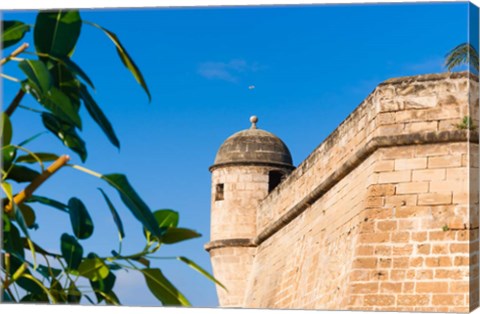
xmin=206 ymin=71 xmax=479 ymax=312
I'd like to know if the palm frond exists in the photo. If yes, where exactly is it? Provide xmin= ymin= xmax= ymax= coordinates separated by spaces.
xmin=445 ymin=43 xmax=479 ymax=72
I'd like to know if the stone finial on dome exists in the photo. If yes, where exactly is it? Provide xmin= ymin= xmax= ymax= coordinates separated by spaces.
xmin=250 ymin=115 xmax=258 ymax=129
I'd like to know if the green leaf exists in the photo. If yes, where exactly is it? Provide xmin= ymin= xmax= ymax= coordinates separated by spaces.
xmin=60 ymin=57 xmax=95 ymax=89
xmin=78 ymin=257 xmax=109 ymax=281
xmin=1 ymin=113 xmax=13 ymax=145
xmin=5 ymin=248 xmax=24 ymax=274
xmin=98 ymin=188 xmax=125 ymax=241
xmin=42 ymin=112 xmax=87 ymax=162
xmin=145 ymin=209 xmax=179 ymax=242
xmin=24 ymin=239 xmax=59 ymax=258
xmin=6 ymin=165 xmax=40 ymax=183
xmin=49 ymin=63 xmax=82 ymax=111
xmin=34 ymin=10 xmax=82 ymax=57
xmin=3 ymin=290 xmax=13 ymax=302
xmin=40 ymin=86 xmax=82 ymax=129
xmin=106 ymin=263 xmax=121 ymax=271
xmin=36 ymin=265 xmax=62 ymax=279
xmin=2 ymin=183 xmax=13 ymax=205
xmin=19 ymin=59 xmax=52 ymax=94
xmin=18 ymin=204 xmax=36 ymax=228
xmin=50 ymin=278 xmax=68 ymax=303
xmin=13 ymin=201 xmax=30 ymax=239
xmin=11 ymin=261 xmax=28 ymax=282
xmin=17 ymin=152 xmax=59 ymax=163
xmin=90 ymin=270 xmax=116 ymax=303
xmin=20 ymin=293 xmax=49 ymax=303
xmin=67 ymin=282 xmax=82 ymax=304
xmin=18 ymin=131 xmax=48 ymax=147
xmin=84 ymin=294 xmax=95 ymax=304
xmin=445 ymin=42 xmax=480 ymax=72
xmin=68 ymin=197 xmax=94 ymax=239
xmin=177 ymin=256 xmax=227 ymax=290
xmin=2 ymin=21 xmax=30 ymax=49
xmin=101 ymin=173 xmax=164 ymax=239
xmin=2 ymin=213 xmax=11 ymax=232
xmin=21 ymin=273 xmax=56 ymax=302
xmin=85 ymin=21 xmax=151 ymax=101
xmin=80 ymin=84 xmax=120 ymax=148
xmin=103 ymin=291 xmax=120 ymax=305
xmin=3 ymin=223 xmax=24 ymax=259
xmin=153 ymin=209 xmax=179 ymax=228
xmin=161 ymin=228 xmax=201 ymax=244
xmin=26 ymin=195 xmax=68 ymax=213
xmin=12 ymin=202 xmax=37 ymax=267
xmin=7 ymin=255 xmax=44 ymax=296
xmin=132 ymin=256 xmax=150 ymax=268
xmin=2 ymin=146 xmax=17 ymax=171
xmin=60 ymin=233 xmax=83 ymax=270
xmin=141 ymin=268 xmax=190 ymax=306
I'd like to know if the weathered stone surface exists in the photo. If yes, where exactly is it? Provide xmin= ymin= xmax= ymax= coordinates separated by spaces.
xmin=208 ymin=72 xmax=479 ymax=311
xmin=211 ymin=128 xmax=294 ymax=170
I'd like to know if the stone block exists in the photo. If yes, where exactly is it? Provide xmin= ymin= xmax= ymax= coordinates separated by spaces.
xmin=432 ymin=294 xmax=465 ymax=306
xmin=428 ymin=155 xmax=462 ymax=168
xmin=373 ymin=160 xmax=395 ymax=172
xmin=363 ymin=295 xmax=395 ymax=306
xmin=395 ymin=206 xmax=430 ymax=218
xmin=376 ymin=221 xmax=397 ymax=232
xmin=416 ymin=282 xmax=449 ymax=293
xmin=367 ymin=184 xmax=395 ymax=196
xmin=412 ymin=168 xmax=446 ymax=181
xmin=404 ymin=121 xmax=438 ymax=133
xmin=349 ymin=283 xmax=378 ymax=294
xmin=397 ymin=295 xmax=430 ymax=306
xmin=396 ymin=181 xmax=429 ymax=194
xmin=378 ymin=170 xmax=411 ymax=184
xmin=418 ymin=192 xmax=452 ymax=205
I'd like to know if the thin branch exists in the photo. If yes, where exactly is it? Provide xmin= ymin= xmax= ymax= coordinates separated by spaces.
xmin=55 ymin=257 xmax=77 ymax=287
xmin=18 ymin=104 xmax=43 ymax=114
xmin=5 ymin=287 xmax=18 ymax=302
xmin=2 ymin=43 xmax=30 ymax=116
xmin=67 ymin=164 xmax=102 ymax=178
xmin=0 ymin=73 xmax=21 ymax=83
xmin=3 ymin=253 xmax=11 ymax=289
xmin=4 ymin=89 xmax=26 ymax=117
xmin=3 ymin=263 xmax=27 ymax=290
xmin=55 ymin=258 xmax=72 ymax=281
xmin=8 ymin=57 xmax=24 ymax=62
xmin=144 ymin=256 xmax=177 ymax=260
xmin=102 ymin=245 xmax=150 ymax=261
xmin=0 ymin=43 xmax=29 ymax=66
xmin=23 ymin=238 xmax=61 ymax=259
xmin=4 ymin=155 xmax=70 ymax=214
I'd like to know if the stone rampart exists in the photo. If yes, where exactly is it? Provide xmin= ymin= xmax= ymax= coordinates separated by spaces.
xmin=242 ymin=72 xmax=479 ymax=312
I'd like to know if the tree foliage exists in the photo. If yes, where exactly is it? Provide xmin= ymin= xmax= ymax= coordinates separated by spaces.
xmin=1 ymin=10 xmax=222 ymax=305
xmin=445 ymin=42 xmax=479 ymax=72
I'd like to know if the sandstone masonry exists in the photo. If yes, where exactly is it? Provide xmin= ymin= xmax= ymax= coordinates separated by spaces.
xmin=206 ymin=71 xmax=479 ymax=312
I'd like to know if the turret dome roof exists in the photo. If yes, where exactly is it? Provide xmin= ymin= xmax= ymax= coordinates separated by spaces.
xmin=210 ymin=116 xmax=293 ymax=170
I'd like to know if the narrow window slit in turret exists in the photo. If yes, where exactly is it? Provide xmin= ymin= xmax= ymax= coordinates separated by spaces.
xmin=268 ymin=171 xmax=284 ymax=193
xmin=215 ymin=183 xmax=225 ymax=201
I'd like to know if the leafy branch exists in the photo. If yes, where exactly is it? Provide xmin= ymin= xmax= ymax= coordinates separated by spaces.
xmin=4 ymin=155 xmax=70 ymax=214
xmin=445 ymin=42 xmax=479 ymax=72
xmin=1 ymin=10 xmax=223 ymax=306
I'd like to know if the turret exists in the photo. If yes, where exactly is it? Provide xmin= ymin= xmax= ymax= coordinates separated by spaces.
xmin=205 ymin=116 xmax=294 ymax=307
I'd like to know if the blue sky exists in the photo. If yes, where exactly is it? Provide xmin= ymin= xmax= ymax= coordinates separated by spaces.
xmin=1 ymin=2 xmax=475 ymax=307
